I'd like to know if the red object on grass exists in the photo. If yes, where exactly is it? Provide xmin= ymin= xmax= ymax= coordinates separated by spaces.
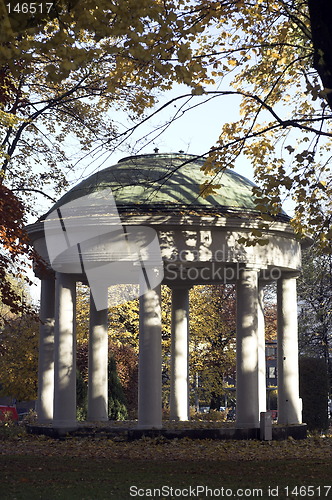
xmin=0 ymin=405 xmax=19 ymax=422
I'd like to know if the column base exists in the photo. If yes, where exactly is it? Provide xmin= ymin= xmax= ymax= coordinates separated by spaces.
xmin=52 ymin=420 xmax=78 ymax=431
xmin=87 ymin=416 xmax=109 ymax=422
xmin=37 ymin=418 xmax=53 ymax=425
xmin=236 ymin=421 xmax=260 ymax=429
xmin=136 ymin=423 xmax=163 ymax=430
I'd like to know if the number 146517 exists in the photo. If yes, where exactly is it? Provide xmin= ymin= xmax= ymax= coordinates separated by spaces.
xmin=6 ymin=3 xmax=54 ymax=14
xmin=284 ymin=485 xmax=331 ymax=497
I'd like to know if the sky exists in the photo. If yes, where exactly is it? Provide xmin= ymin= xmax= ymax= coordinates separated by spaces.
xmin=110 ymin=87 xmax=243 ymax=163
xmin=30 ymin=83 xmax=246 ymax=208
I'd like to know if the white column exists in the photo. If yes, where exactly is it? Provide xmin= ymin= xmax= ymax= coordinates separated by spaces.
xmin=277 ymin=274 xmax=302 ymax=424
xmin=138 ymin=284 xmax=162 ymax=429
xmin=53 ymin=273 xmax=77 ymax=428
xmin=236 ymin=268 xmax=260 ymax=428
xmin=170 ymin=286 xmax=190 ymax=421
xmin=258 ymin=282 xmax=267 ymax=416
xmin=88 ymin=292 xmax=108 ymax=421
xmin=37 ymin=277 xmax=55 ymax=423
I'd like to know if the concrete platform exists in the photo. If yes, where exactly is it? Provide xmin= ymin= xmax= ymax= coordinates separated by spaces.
xmin=26 ymin=421 xmax=307 ymax=440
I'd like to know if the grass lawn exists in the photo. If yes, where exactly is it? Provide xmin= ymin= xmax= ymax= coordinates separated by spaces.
xmin=1 ymin=455 xmax=332 ymax=499
xmin=0 ymin=431 xmax=331 ymax=499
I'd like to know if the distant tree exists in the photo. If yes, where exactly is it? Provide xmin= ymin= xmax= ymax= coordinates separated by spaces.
xmin=190 ymin=283 xmax=278 ymax=409
xmin=298 ymin=248 xmax=332 ymax=389
xmin=108 ymin=355 xmax=127 ymax=421
xmin=76 ymin=338 xmax=138 ymax=419
xmin=264 ymin=303 xmax=278 ymax=343
xmin=0 ymin=314 xmax=38 ymax=400
xmin=189 ymin=285 xmax=237 ymax=408
xmin=0 ymin=277 xmax=38 ymax=400
xmin=107 ymin=287 xmax=140 ymax=350
xmin=76 ymin=340 xmax=89 ymax=383
xmin=76 ymin=368 xmax=88 ymax=421
xmin=109 ymin=343 xmax=138 ymax=419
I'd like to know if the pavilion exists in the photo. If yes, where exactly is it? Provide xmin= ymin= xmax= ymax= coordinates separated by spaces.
xmin=27 ymin=153 xmax=304 ymax=432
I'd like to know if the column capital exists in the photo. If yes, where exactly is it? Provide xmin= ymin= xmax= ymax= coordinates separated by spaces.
xmin=237 ymin=267 xmax=259 ymax=289
xmin=34 ymin=264 xmax=55 ymax=281
xmin=55 ymin=272 xmax=78 ymax=282
xmin=244 ymin=264 xmax=265 ymax=273
xmin=279 ymin=271 xmax=301 ymax=279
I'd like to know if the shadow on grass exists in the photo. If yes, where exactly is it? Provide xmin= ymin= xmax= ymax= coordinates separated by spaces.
xmin=0 ymin=455 xmax=331 ymax=500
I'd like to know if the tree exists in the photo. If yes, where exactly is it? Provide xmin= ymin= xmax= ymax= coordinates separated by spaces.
xmin=76 ymin=339 xmax=138 ymax=420
xmin=110 ymin=343 xmax=138 ymax=418
xmin=0 ymin=185 xmax=39 ymax=320
xmin=0 ymin=0 xmax=216 ymax=317
xmin=189 ymin=285 xmax=237 ymax=407
xmin=202 ymin=1 xmax=332 ymax=250
xmin=132 ymin=1 xmax=332 ymax=250
xmin=108 ymin=355 xmax=128 ymax=420
xmin=0 ymin=314 xmax=39 ymax=401
xmin=298 ymin=247 xmax=332 ymax=390
xmin=307 ymin=0 xmax=332 ymax=111
xmin=0 ymin=277 xmax=38 ymax=400
xmin=76 ymin=367 xmax=88 ymax=421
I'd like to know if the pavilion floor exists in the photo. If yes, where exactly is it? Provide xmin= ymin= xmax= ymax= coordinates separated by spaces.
xmin=26 ymin=419 xmax=307 ymax=441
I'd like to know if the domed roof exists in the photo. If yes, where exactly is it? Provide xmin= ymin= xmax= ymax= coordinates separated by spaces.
xmin=47 ymin=153 xmax=265 ymax=217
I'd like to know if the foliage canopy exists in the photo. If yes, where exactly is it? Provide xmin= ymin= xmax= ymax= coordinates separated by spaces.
xmin=0 ymin=0 xmax=216 ymax=315
xmin=170 ymin=0 xmax=332 ymax=250
xmin=1 ymin=0 xmax=332 ymax=317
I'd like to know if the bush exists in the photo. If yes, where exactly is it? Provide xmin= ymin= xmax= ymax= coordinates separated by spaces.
xmin=299 ymin=357 xmax=329 ymax=431
xmin=21 ymin=409 xmax=37 ymax=425
xmin=76 ymin=342 xmax=134 ymax=420
xmin=76 ymin=349 xmax=131 ymax=421
xmin=0 ymin=417 xmax=26 ymax=440
xmin=191 ymin=409 xmax=228 ymax=422
xmin=108 ymin=355 xmax=128 ymax=420
xmin=76 ymin=369 xmax=88 ymax=421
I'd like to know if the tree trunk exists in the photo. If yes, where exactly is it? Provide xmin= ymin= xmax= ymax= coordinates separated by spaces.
xmin=308 ymin=0 xmax=332 ymax=110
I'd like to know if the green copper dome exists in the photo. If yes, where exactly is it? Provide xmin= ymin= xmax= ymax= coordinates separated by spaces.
xmin=47 ymin=153 xmax=263 ymax=216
